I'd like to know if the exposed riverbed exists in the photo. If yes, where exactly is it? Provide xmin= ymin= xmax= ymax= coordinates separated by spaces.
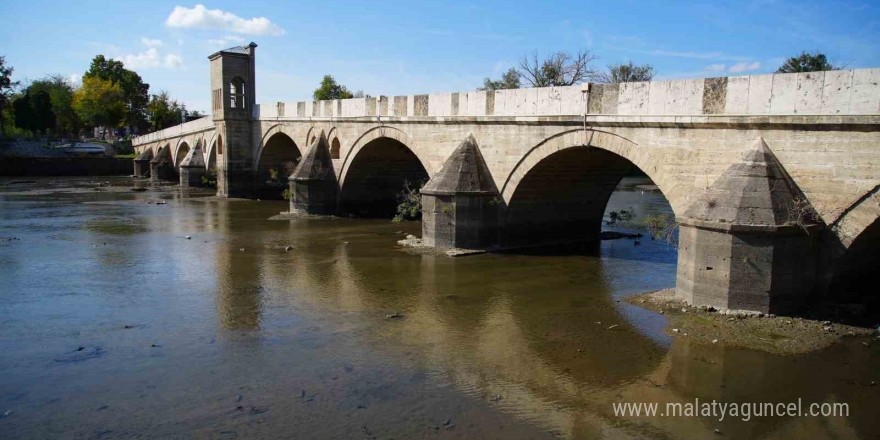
xmin=0 ymin=176 xmax=877 ymax=439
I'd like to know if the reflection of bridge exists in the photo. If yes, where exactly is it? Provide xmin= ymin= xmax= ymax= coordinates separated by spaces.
xmin=131 ymin=42 xmax=880 ymax=314
xmin=196 ymin=199 xmax=876 ymax=439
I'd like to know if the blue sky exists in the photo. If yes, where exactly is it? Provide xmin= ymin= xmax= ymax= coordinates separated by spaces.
xmin=2 ymin=1 xmax=878 ymax=113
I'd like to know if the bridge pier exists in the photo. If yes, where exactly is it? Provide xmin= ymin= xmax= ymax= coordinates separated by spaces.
xmin=675 ymin=139 xmax=822 ymax=314
xmin=150 ymin=146 xmax=176 ymax=182
xmin=179 ymin=143 xmax=206 ymax=187
xmin=133 ymin=149 xmax=152 ymax=178
xmin=289 ymin=135 xmax=337 ymax=215
xmin=421 ymin=135 xmax=500 ymax=249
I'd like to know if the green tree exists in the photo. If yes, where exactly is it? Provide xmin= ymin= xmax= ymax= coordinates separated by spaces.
xmin=479 ymin=67 xmax=521 ymax=91
xmin=0 ymin=56 xmax=20 ymax=139
xmin=775 ymin=51 xmax=835 ymax=73
xmin=313 ymin=75 xmax=354 ymax=100
xmin=84 ymin=55 xmax=150 ymax=133
xmin=519 ymin=50 xmax=598 ymax=87
xmin=13 ymin=91 xmax=55 ymax=136
xmin=29 ymin=75 xmax=80 ymax=137
xmin=591 ymin=62 xmax=655 ymax=83
xmin=146 ymin=91 xmax=183 ymax=131
xmin=73 ymin=76 xmax=125 ymax=139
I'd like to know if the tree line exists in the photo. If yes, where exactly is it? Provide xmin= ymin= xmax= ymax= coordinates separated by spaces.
xmin=0 ymin=55 xmax=203 ymax=141
xmin=307 ymin=51 xmax=837 ymax=102
xmin=478 ymin=50 xmax=837 ymax=91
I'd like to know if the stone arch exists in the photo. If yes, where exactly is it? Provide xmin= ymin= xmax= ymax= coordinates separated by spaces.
xmin=828 ymin=184 xmax=880 ymax=249
xmin=827 ymin=214 xmax=880 ymax=312
xmin=339 ymin=126 xmax=428 ymax=188
xmin=254 ymin=130 xmax=302 ymax=199
xmin=501 ymin=128 xmax=679 ymax=246
xmin=204 ymin=131 xmax=218 ymax=170
xmin=501 ymin=128 xmax=683 ymax=214
xmin=256 ymin=124 xmax=300 ymax=167
xmin=338 ymin=126 xmax=429 ymax=218
xmin=174 ymin=140 xmax=190 ymax=169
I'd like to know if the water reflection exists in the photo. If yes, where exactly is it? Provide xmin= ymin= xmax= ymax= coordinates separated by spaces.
xmin=1 ymin=177 xmax=877 ymax=439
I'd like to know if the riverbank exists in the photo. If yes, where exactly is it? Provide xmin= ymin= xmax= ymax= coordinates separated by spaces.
xmin=627 ymin=289 xmax=877 ymax=355
xmin=0 ymin=156 xmax=133 ymax=176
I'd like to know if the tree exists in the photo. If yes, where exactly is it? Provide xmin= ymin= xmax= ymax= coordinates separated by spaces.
xmin=0 ymin=56 xmax=20 ymax=139
xmin=313 ymin=75 xmax=354 ymax=100
xmin=479 ymin=67 xmax=521 ymax=91
xmin=591 ymin=62 xmax=655 ymax=83
xmin=146 ymin=91 xmax=183 ymax=131
xmin=29 ymin=75 xmax=80 ymax=137
xmin=13 ymin=91 xmax=55 ymax=136
xmin=84 ymin=55 xmax=150 ymax=133
xmin=776 ymin=51 xmax=835 ymax=73
xmin=73 ymin=76 xmax=125 ymax=139
xmin=518 ymin=50 xmax=598 ymax=87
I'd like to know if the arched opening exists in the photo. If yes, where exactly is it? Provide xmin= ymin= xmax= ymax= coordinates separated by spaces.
xmin=504 ymin=145 xmax=676 ymax=256
xmin=229 ymin=77 xmax=245 ymax=109
xmin=175 ymin=142 xmax=190 ymax=170
xmin=340 ymin=137 xmax=429 ymax=218
xmin=331 ymin=137 xmax=341 ymax=159
xmin=207 ymin=141 xmax=217 ymax=171
xmin=827 ymin=217 xmax=880 ymax=323
xmin=255 ymin=132 xmax=301 ymax=199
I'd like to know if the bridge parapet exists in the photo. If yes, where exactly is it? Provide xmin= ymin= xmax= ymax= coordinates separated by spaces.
xmin=132 ymin=116 xmax=215 ymax=146
xmin=253 ymin=68 xmax=880 ymax=121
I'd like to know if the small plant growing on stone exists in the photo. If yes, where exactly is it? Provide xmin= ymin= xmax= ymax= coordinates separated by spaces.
xmin=785 ymin=197 xmax=818 ymax=235
xmin=606 ymin=207 xmax=635 ymax=227
xmin=200 ymin=169 xmax=217 ymax=188
xmin=643 ymin=214 xmax=679 ymax=247
xmin=282 ymin=188 xmax=291 ymax=201
xmin=392 ymin=180 xmax=424 ymax=223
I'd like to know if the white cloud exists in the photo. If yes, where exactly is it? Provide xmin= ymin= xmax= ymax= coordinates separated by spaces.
xmin=728 ymin=61 xmax=762 ymax=73
xmin=582 ymin=29 xmax=594 ymax=48
xmin=141 ymin=37 xmax=163 ymax=48
xmin=120 ymin=48 xmax=183 ymax=69
xmin=165 ymin=4 xmax=285 ymax=36
xmin=208 ymin=34 xmax=247 ymax=48
xmin=68 ymin=73 xmax=81 ymax=85
xmin=705 ymin=63 xmax=727 ymax=72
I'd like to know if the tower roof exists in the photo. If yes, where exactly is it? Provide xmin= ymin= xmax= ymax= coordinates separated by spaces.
xmin=207 ymin=42 xmax=257 ymax=60
xmin=421 ymin=134 xmax=498 ymax=196
xmin=682 ymin=138 xmax=815 ymax=227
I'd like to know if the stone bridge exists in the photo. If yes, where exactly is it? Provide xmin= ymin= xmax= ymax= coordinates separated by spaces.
xmin=132 ymin=43 xmax=880 ymax=315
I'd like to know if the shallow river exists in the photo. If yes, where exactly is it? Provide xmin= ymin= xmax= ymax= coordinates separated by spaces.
xmin=0 ymin=176 xmax=877 ymax=439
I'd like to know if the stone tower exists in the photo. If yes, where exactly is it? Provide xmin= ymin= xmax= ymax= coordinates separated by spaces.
xmin=209 ymin=42 xmax=257 ymax=197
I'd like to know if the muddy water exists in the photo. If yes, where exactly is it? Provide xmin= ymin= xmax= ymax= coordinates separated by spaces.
xmin=0 ymin=176 xmax=877 ymax=440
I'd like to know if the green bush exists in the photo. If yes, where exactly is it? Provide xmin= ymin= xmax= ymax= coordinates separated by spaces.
xmin=392 ymin=180 xmax=423 ymax=222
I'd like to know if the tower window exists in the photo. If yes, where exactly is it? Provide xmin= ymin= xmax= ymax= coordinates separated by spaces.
xmin=229 ymin=77 xmax=246 ymax=109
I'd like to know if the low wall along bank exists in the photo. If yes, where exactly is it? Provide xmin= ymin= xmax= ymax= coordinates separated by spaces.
xmin=0 ymin=157 xmax=134 ymax=176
